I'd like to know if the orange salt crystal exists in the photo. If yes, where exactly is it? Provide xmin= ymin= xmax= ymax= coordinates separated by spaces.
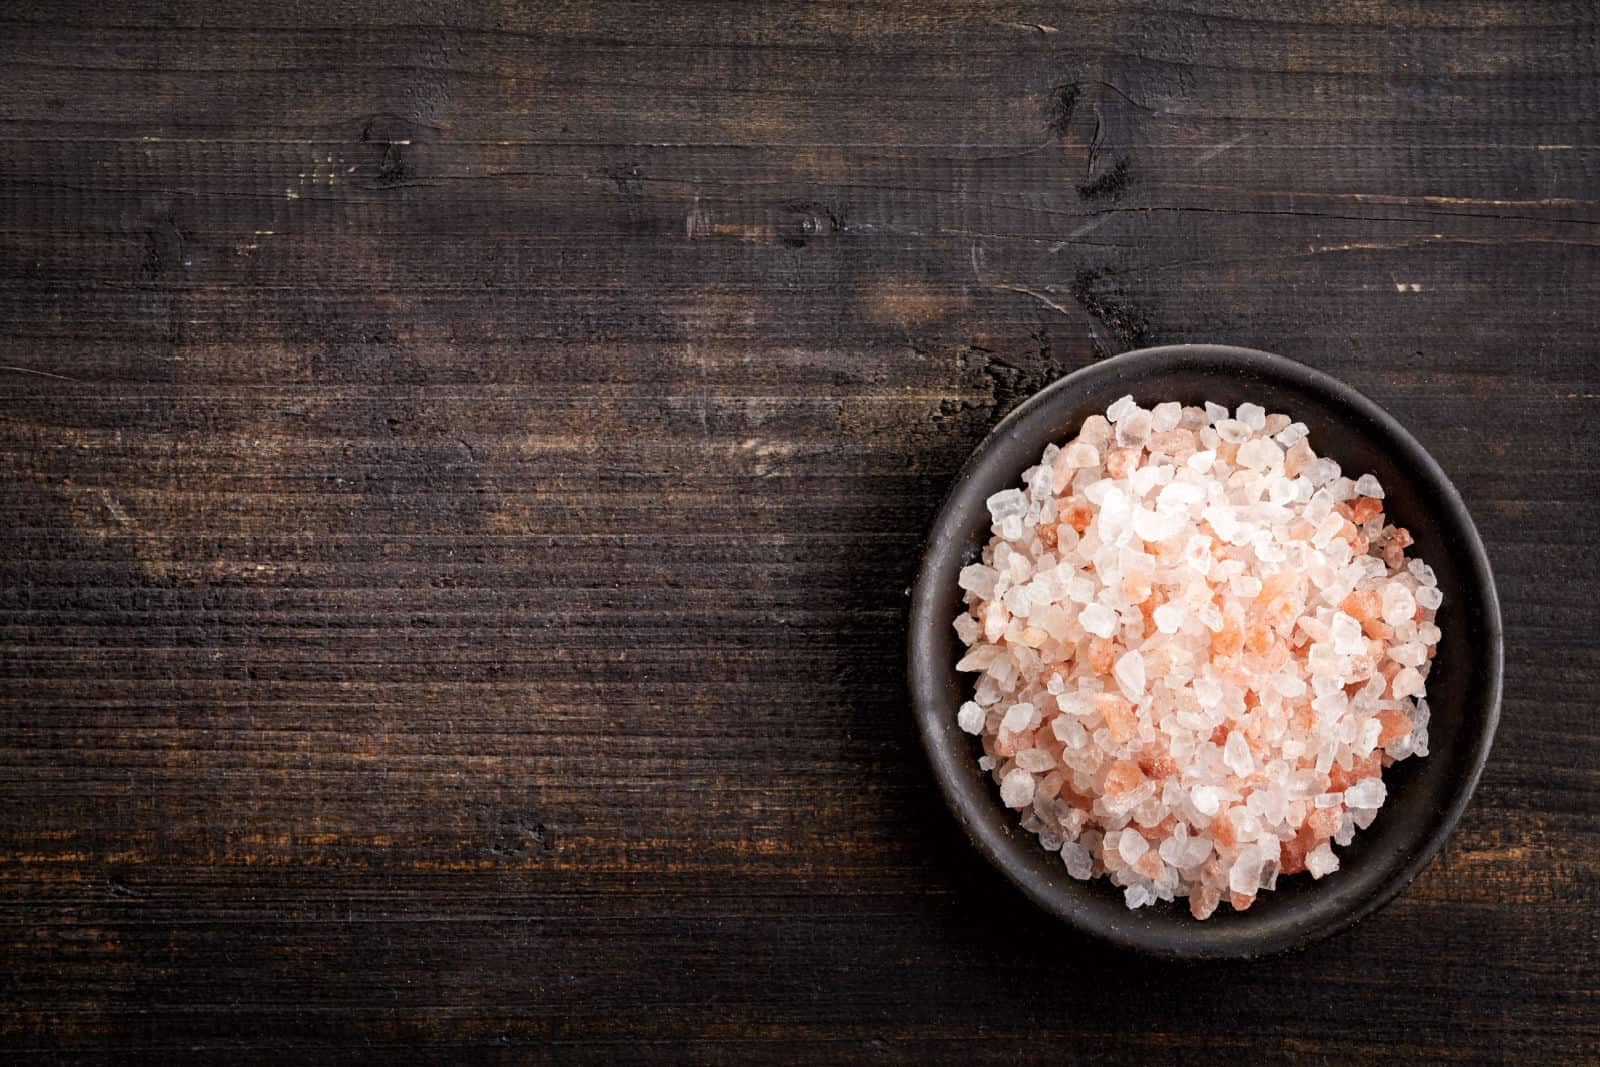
xmin=1094 ymin=692 xmax=1138 ymax=743
xmin=1087 ymin=636 xmax=1117 ymax=675
xmin=1134 ymin=850 xmax=1166 ymax=881
xmin=1229 ymin=891 xmax=1255 ymax=912
xmin=1059 ymin=496 xmax=1094 ymax=533
xmin=1103 ymin=759 xmax=1147 ymax=797
xmin=1245 ymin=625 xmax=1274 ymax=656
xmin=1307 ymin=804 xmax=1343 ymax=839
xmin=1211 ymin=812 xmax=1238 ymax=850
xmin=1105 ymin=447 xmax=1141 ymax=478
xmin=1211 ymin=619 xmax=1243 ymax=659
xmin=1376 ymin=710 xmax=1413 ymax=745
xmin=993 ymin=727 xmax=1033 ymax=757
xmin=1350 ymin=496 xmax=1384 ymax=525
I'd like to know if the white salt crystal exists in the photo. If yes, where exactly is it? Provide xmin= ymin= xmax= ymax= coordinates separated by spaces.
xmin=1391 ymin=666 xmax=1424 ymax=700
xmin=1274 ymin=422 xmax=1309 ymax=446
xmin=1116 ymin=409 xmax=1153 ymax=448
xmin=1356 ymin=716 xmax=1383 ymax=757
xmin=1215 ymin=419 xmax=1252 ymax=444
xmin=1416 ymin=585 xmax=1443 ymax=610
xmin=1184 ymin=836 xmax=1214 ymax=867
xmin=1235 ymin=437 xmax=1280 ymax=471
xmin=1187 ymin=450 xmax=1216 ymax=474
xmin=1224 ymin=732 xmax=1255 ymax=777
xmin=1000 ymin=702 xmax=1034 ymax=733
xmin=1000 ymin=768 xmax=1036 ymax=808
xmin=1204 ymin=401 xmax=1229 ymax=423
xmin=1354 ymin=473 xmax=1385 ymax=498
xmin=1106 ymin=394 xmax=1138 ymax=422
xmin=1344 ymin=776 xmax=1387 ymax=808
xmin=1118 ymin=829 xmax=1150 ymax=864
xmin=1382 ymin=583 xmax=1416 ymax=626
xmin=1132 ymin=506 xmax=1182 ymax=542
xmin=957 ymin=701 xmax=986 ymax=734
xmin=1151 ymin=401 xmax=1183 ymax=432
xmin=1312 ymin=510 xmax=1346 ymax=548
xmin=1306 ymin=842 xmax=1340 ymax=878
xmin=1061 ymin=842 xmax=1094 ymax=879
xmin=1124 ymin=884 xmax=1152 ymax=909
xmin=1306 ymin=457 xmax=1341 ymax=486
xmin=1314 ymin=791 xmax=1343 ymax=808
xmin=1193 ymin=674 xmax=1223 ymax=708
xmin=1113 ymin=650 xmax=1146 ymax=701
xmin=1191 ymin=785 xmax=1220 ymax=817
xmin=1060 ymin=441 xmax=1100 ymax=469
xmin=1236 ymin=402 xmax=1267 ymax=431
xmin=1229 ymin=848 xmax=1264 ymax=894
xmin=986 ymin=488 xmax=1027 ymax=525
xmin=1079 ymin=603 xmax=1117 ymax=638
xmin=1153 ymin=602 xmax=1185 ymax=634
xmin=1330 ymin=612 xmax=1365 ymax=655
xmin=1389 ymin=642 xmax=1426 ymax=667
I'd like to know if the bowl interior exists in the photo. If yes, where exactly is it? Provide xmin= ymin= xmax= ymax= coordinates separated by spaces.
xmin=908 ymin=344 xmax=1502 ymax=958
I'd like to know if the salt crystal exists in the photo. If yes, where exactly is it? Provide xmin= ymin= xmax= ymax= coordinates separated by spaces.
xmin=1113 ymin=650 xmax=1146 ymax=701
xmin=1124 ymin=884 xmax=1152 ymax=909
xmin=1153 ymin=602 xmax=1185 ymax=634
xmin=1193 ymin=674 xmax=1223 ymax=708
xmin=1078 ymin=603 xmax=1117 ymax=639
xmin=1000 ymin=702 xmax=1034 ymax=733
xmin=1191 ymin=785 xmax=1220 ymax=816
xmin=1000 ymin=768 xmax=1036 ymax=808
xmin=1274 ymin=422 xmax=1309 ymax=446
xmin=1106 ymin=394 xmax=1138 ymax=423
xmin=1330 ymin=612 xmax=1365 ymax=655
xmin=986 ymin=488 xmax=1027 ymax=525
xmin=1236 ymin=402 xmax=1267 ymax=431
xmin=1416 ymin=585 xmax=1443 ymax=610
xmin=1061 ymin=842 xmax=1094 ymax=879
xmin=1305 ymin=842 xmax=1340 ymax=878
xmin=1344 ymin=776 xmax=1387 ymax=808
xmin=1060 ymin=441 xmax=1100 ymax=469
xmin=1116 ymin=409 xmax=1153 ymax=448
xmin=957 ymin=701 xmax=986 ymax=734
xmin=1382 ymin=583 xmax=1416 ymax=626
xmin=1151 ymin=401 xmax=1183 ymax=432
xmin=1229 ymin=848 xmax=1264 ymax=894
xmin=1118 ymin=829 xmax=1150 ymax=864
xmin=1187 ymin=450 xmax=1216 ymax=474
xmin=1203 ymin=401 xmax=1229 ymax=424
xmin=1391 ymin=666 xmax=1424 ymax=700
xmin=1354 ymin=473 xmax=1385 ymax=498
xmin=1017 ymin=748 xmax=1057 ymax=772
xmin=1224 ymin=732 xmax=1255 ymax=777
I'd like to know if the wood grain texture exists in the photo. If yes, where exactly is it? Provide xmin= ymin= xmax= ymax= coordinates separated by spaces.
xmin=0 ymin=1 xmax=1596 ymax=1061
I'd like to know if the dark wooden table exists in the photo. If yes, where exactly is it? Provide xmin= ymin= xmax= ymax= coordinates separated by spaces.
xmin=2 ymin=3 xmax=1596 ymax=1062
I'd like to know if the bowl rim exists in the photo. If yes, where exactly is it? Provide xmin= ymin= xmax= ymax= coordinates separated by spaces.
xmin=906 ymin=343 xmax=1503 ymax=959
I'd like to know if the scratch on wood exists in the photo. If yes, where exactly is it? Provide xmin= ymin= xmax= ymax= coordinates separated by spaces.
xmin=990 ymin=283 xmax=1075 ymax=318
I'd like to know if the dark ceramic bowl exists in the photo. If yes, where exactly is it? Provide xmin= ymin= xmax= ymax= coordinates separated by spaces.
xmin=908 ymin=344 xmax=1502 ymax=959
